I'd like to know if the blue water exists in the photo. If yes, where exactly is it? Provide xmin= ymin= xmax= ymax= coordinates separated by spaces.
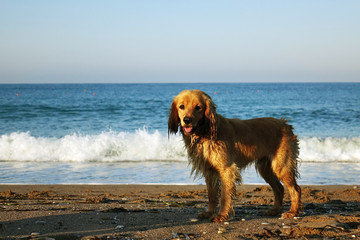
xmin=1 ymin=83 xmax=360 ymax=184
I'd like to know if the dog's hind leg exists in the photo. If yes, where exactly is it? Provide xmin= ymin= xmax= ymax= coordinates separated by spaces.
xmin=256 ymin=157 xmax=284 ymax=216
xmin=272 ymin=132 xmax=302 ymax=218
xmin=278 ymin=173 xmax=301 ymax=218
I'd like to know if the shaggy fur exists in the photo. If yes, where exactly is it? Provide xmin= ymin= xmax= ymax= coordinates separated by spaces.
xmin=168 ymin=90 xmax=302 ymax=223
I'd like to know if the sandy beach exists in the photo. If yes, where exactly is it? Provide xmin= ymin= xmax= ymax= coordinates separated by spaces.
xmin=0 ymin=184 xmax=359 ymax=239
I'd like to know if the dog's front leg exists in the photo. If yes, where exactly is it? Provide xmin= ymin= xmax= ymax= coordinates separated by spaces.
xmin=198 ymin=172 xmax=220 ymax=220
xmin=212 ymin=167 xmax=236 ymax=223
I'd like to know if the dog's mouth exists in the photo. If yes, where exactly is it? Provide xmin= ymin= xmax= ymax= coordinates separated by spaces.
xmin=182 ymin=125 xmax=195 ymax=135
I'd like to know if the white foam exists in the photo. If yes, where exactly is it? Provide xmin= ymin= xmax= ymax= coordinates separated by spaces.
xmin=1 ymin=131 xmax=359 ymax=163
xmin=299 ymin=137 xmax=360 ymax=162
xmin=0 ymin=129 xmax=187 ymax=162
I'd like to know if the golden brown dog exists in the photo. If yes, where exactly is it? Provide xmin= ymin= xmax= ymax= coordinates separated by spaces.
xmin=168 ymin=90 xmax=301 ymax=223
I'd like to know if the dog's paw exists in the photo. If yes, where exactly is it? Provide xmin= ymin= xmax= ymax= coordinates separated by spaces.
xmin=211 ymin=215 xmax=228 ymax=223
xmin=265 ymin=208 xmax=281 ymax=216
xmin=198 ymin=211 xmax=215 ymax=219
xmin=281 ymin=211 xmax=298 ymax=219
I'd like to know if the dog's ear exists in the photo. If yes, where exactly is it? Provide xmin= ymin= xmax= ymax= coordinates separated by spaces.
xmin=168 ymin=100 xmax=179 ymax=135
xmin=203 ymin=92 xmax=217 ymax=140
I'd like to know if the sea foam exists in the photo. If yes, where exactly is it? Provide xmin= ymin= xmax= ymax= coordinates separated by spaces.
xmin=1 ymin=130 xmax=359 ymax=163
xmin=299 ymin=136 xmax=360 ymax=162
xmin=0 ymin=130 xmax=186 ymax=162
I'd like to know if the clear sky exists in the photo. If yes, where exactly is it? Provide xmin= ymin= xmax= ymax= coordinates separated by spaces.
xmin=1 ymin=1 xmax=359 ymax=83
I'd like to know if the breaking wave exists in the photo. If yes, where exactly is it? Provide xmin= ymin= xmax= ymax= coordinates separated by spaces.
xmin=1 ymin=130 xmax=359 ymax=163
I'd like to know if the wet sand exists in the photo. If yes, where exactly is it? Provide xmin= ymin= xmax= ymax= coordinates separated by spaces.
xmin=0 ymin=184 xmax=359 ymax=239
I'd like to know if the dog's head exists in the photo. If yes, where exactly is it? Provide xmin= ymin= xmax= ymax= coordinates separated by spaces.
xmin=168 ymin=90 xmax=216 ymax=139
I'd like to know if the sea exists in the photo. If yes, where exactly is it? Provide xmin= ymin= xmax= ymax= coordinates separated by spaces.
xmin=0 ymin=83 xmax=359 ymax=185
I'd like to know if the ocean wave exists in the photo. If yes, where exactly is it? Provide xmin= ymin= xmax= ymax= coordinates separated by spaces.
xmin=0 ymin=130 xmax=187 ymax=162
xmin=298 ymin=137 xmax=360 ymax=162
xmin=1 ymin=130 xmax=359 ymax=163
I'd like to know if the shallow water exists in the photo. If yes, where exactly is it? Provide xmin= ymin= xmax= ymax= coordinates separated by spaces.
xmin=1 ymin=161 xmax=359 ymax=185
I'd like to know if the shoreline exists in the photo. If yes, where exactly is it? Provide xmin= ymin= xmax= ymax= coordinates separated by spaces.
xmin=1 ymin=184 xmax=359 ymax=239
xmin=2 ymin=161 xmax=360 ymax=186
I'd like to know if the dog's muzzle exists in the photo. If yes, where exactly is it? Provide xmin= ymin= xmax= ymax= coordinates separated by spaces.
xmin=182 ymin=117 xmax=193 ymax=134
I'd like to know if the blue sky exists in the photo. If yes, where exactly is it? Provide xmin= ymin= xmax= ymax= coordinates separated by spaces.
xmin=1 ymin=1 xmax=359 ymax=83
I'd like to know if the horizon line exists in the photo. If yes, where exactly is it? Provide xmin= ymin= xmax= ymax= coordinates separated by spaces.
xmin=1 ymin=81 xmax=359 ymax=85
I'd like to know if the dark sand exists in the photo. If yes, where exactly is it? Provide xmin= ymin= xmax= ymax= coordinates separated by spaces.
xmin=0 ymin=184 xmax=359 ymax=239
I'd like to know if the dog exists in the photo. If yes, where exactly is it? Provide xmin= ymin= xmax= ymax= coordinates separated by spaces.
xmin=168 ymin=90 xmax=301 ymax=223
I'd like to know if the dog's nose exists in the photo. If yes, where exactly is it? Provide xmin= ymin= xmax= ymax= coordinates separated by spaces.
xmin=183 ymin=117 xmax=192 ymax=124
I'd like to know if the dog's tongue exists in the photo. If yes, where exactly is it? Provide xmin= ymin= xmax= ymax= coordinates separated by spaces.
xmin=184 ymin=127 xmax=192 ymax=133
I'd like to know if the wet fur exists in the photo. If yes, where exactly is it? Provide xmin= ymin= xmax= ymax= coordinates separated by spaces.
xmin=168 ymin=90 xmax=302 ymax=222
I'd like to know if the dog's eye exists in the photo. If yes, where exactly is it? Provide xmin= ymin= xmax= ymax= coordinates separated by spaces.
xmin=179 ymin=105 xmax=185 ymax=110
xmin=195 ymin=105 xmax=201 ymax=111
